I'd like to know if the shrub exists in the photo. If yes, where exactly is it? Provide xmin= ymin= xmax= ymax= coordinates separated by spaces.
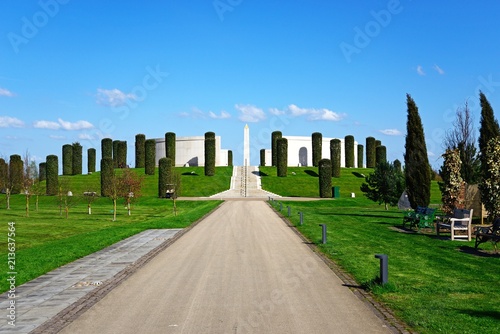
xmin=100 ymin=157 xmax=114 ymax=197
xmin=39 ymin=162 xmax=47 ymax=182
xmin=366 ymin=137 xmax=376 ymax=168
xmin=9 ymin=154 xmax=23 ymax=194
xmin=158 ymin=157 xmax=173 ymax=198
xmin=135 ymin=134 xmax=146 ymax=168
xmin=260 ymin=149 xmax=266 ymax=167
xmin=101 ymin=138 xmax=113 ymax=160
xmin=394 ymin=159 xmax=402 ymax=172
xmin=117 ymin=141 xmax=127 ymax=168
xmin=228 ymin=150 xmax=233 ymax=167
xmin=165 ymin=132 xmax=176 ymax=166
xmin=330 ymin=139 xmax=341 ymax=178
xmin=277 ymin=138 xmax=288 ymax=177
xmin=318 ymin=159 xmax=332 ymax=198
xmin=87 ymin=148 xmax=96 ymax=173
xmin=204 ymin=134 xmax=216 ymax=176
xmin=312 ymin=132 xmax=322 ymax=167
xmin=375 ymin=145 xmax=387 ymax=165
xmin=113 ymin=140 xmax=120 ymax=168
xmin=271 ymin=131 xmax=282 ymax=167
xmin=72 ymin=142 xmax=83 ymax=175
xmin=479 ymin=137 xmax=500 ymax=221
xmin=62 ymin=144 xmax=73 ymax=175
xmin=357 ymin=144 xmax=364 ymax=168
xmin=145 ymin=139 xmax=156 ymax=175
xmin=439 ymin=149 xmax=464 ymax=215
xmin=0 ymin=159 xmax=7 ymax=190
xmin=344 ymin=135 xmax=355 ymax=168
xmin=46 ymin=155 xmax=58 ymax=195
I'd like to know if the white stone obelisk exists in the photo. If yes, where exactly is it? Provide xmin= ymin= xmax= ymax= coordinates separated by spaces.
xmin=244 ymin=124 xmax=250 ymax=166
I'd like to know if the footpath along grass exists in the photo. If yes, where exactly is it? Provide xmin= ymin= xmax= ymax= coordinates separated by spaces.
xmin=262 ymin=167 xmax=500 ymax=334
xmin=0 ymin=166 xmax=232 ymax=293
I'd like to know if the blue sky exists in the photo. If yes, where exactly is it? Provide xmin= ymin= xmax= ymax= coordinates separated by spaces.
xmin=1 ymin=0 xmax=500 ymax=170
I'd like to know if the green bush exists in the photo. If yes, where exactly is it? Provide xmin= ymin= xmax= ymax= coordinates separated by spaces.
xmin=345 ymin=135 xmax=355 ymax=168
xmin=312 ymin=132 xmax=322 ymax=167
xmin=62 ymin=144 xmax=73 ymax=175
xmin=87 ymin=148 xmax=96 ymax=174
xmin=318 ymin=158 xmax=332 ymax=198
xmin=135 ymin=134 xmax=146 ymax=168
xmin=272 ymin=131 xmax=282 ymax=167
xmin=158 ymin=157 xmax=173 ymax=198
xmin=204 ymin=134 xmax=216 ymax=176
xmin=46 ymin=155 xmax=58 ymax=195
xmin=38 ymin=162 xmax=47 ymax=182
xmin=330 ymin=139 xmax=341 ymax=178
xmin=277 ymin=138 xmax=288 ymax=177
xmin=9 ymin=154 xmax=23 ymax=194
xmin=376 ymin=145 xmax=387 ymax=165
xmin=72 ymin=142 xmax=83 ymax=175
xmin=100 ymin=157 xmax=114 ymax=197
xmin=101 ymin=138 xmax=113 ymax=160
xmin=394 ymin=159 xmax=402 ymax=172
xmin=366 ymin=137 xmax=376 ymax=168
xmin=357 ymin=144 xmax=364 ymax=168
xmin=145 ymin=139 xmax=156 ymax=175
xmin=165 ymin=132 xmax=176 ymax=166
xmin=113 ymin=140 xmax=120 ymax=168
xmin=0 ymin=159 xmax=7 ymax=190
xmin=117 ymin=141 xmax=127 ymax=168
xmin=228 ymin=150 xmax=233 ymax=167
xmin=260 ymin=149 xmax=266 ymax=166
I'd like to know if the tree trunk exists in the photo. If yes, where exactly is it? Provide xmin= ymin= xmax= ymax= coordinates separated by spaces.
xmin=113 ymin=198 xmax=117 ymax=221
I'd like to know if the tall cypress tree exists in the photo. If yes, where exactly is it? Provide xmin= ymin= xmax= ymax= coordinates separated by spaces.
xmin=165 ymin=132 xmax=176 ymax=167
xmin=117 ymin=140 xmax=127 ymax=168
xmin=357 ymin=144 xmax=364 ymax=168
xmin=204 ymin=133 xmax=216 ymax=176
xmin=0 ymin=159 xmax=8 ymax=190
xmin=318 ymin=159 xmax=332 ymax=198
xmin=312 ymin=132 xmax=322 ymax=167
xmin=344 ymin=135 xmax=355 ymax=168
xmin=375 ymin=145 xmax=387 ymax=165
xmin=100 ymin=157 xmax=114 ymax=197
xmin=72 ymin=142 xmax=83 ymax=175
xmin=9 ymin=155 xmax=23 ymax=194
xmin=404 ymin=94 xmax=431 ymax=208
xmin=38 ymin=162 xmax=47 ymax=182
xmin=87 ymin=148 xmax=96 ymax=173
xmin=330 ymin=139 xmax=341 ymax=178
xmin=228 ymin=150 xmax=233 ymax=167
xmin=366 ymin=137 xmax=376 ymax=168
xmin=145 ymin=139 xmax=156 ymax=175
xmin=62 ymin=144 xmax=73 ymax=175
xmin=271 ymin=131 xmax=282 ymax=167
xmin=101 ymin=138 xmax=113 ymax=160
xmin=478 ymin=91 xmax=500 ymax=175
xmin=112 ymin=140 xmax=120 ymax=168
xmin=46 ymin=155 xmax=58 ymax=195
xmin=277 ymin=138 xmax=288 ymax=177
xmin=135 ymin=134 xmax=146 ymax=168
xmin=260 ymin=149 xmax=266 ymax=167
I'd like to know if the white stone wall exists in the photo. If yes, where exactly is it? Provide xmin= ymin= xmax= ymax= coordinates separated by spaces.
xmin=155 ymin=136 xmax=228 ymax=166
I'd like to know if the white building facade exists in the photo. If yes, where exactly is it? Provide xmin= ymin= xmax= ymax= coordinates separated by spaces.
xmin=155 ymin=136 xmax=228 ymax=167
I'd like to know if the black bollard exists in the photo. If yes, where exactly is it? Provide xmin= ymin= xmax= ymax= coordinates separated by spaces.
xmin=375 ymin=254 xmax=388 ymax=285
xmin=287 ymin=206 xmax=291 ymax=217
xmin=280 ymin=202 xmax=283 ymax=211
xmin=298 ymin=212 xmax=303 ymax=226
xmin=319 ymin=224 xmax=327 ymax=244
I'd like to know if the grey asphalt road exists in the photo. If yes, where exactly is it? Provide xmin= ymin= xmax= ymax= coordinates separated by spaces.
xmin=59 ymin=201 xmax=392 ymax=334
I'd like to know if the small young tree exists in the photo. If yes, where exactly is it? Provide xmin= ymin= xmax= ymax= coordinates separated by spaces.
xmin=46 ymin=155 xmax=59 ymax=195
xmin=479 ymin=137 xmax=500 ymax=222
xmin=119 ymin=168 xmax=144 ymax=216
xmin=23 ymin=151 xmax=36 ymax=217
xmin=135 ymin=134 xmax=146 ymax=168
xmin=72 ymin=142 xmax=83 ymax=175
xmin=88 ymin=148 xmax=96 ymax=173
xmin=439 ymin=149 xmax=464 ymax=215
xmin=361 ymin=161 xmax=405 ymax=210
xmin=165 ymin=132 xmax=176 ymax=167
xmin=271 ymin=131 xmax=282 ymax=167
xmin=344 ymin=135 xmax=355 ymax=168
xmin=312 ymin=132 xmax=322 ymax=167
xmin=330 ymin=139 xmax=341 ymax=178
xmin=318 ymin=159 xmax=332 ymax=198
xmin=145 ymin=139 xmax=156 ymax=175
xmin=84 ymin=190 xmax=97 ymax=214
xmin=101 ymin=138 xmax=113 ymax=159
xmin=62 ymin=144 xmax=73 ymax=175
xmin=366 ymin=137 xmax=376 ymax=168
xmin=277 ymin=138 xmax=288 ymax=177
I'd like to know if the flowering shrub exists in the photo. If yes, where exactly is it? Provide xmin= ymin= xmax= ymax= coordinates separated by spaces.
xmin=479 ymin=137 xmax=500 ymax=221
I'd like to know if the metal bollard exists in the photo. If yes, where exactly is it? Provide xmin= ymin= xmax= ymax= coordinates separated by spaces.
xmin=319 ymin=224 xmax=327 ymax=244
xmin=280 ymin=202 xmax=283 ymax=211
xmin=287 ymin=206 xmax=291 ymax=217
xmin=298 ymin=212 xmax=303 ymax=226
xmin=375 ymin=254 xmax=388 ymax=285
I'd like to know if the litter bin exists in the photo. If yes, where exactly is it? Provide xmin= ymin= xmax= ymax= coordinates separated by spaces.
xmin=332 ymin=186 xmax=340 ymax=198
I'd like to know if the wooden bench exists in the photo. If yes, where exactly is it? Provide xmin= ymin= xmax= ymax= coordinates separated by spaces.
xmin=436 ymin=208 xmax=473 ymax=241
xmin=403 ymin=206 xmax=436 ymax=231
xmin=475 ymin=218 xmax=500 ymax=252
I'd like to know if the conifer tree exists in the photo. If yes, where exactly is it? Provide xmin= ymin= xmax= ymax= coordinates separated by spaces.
xmin=135 ymin=134 xmax=146 ymax=168
xmin=404 ymin=94 xmax=431 ymax=208
xmin=271 ymin=131 xmax=282 ymax=167
xmin=277 ymin=138 xmax=288 ymax=177
xmin=312 ymin=132 xmax=322 ymax=167
xmin=165 ymin=132 xmax=176 ymax=166
xmin=478 ymin=91 xmax=500 ymax=177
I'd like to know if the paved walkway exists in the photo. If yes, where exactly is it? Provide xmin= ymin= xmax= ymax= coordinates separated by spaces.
xmin=55 ymin=201 xmax=392 ymax=333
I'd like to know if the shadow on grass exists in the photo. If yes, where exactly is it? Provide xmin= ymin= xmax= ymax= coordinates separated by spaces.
xmin=352 ymin=171 xmax=366 ymax=178
xmin=304 ymin=170 xmax=319 ymax=177
xmin=315 ymin=212 xmax=398 ymax=220
xmin=182 ymin=172 xmax=199 ymax=176
xmin=252 ymin=171 xmax=267 ymax=176
xmin=459 ymin=309 xmax=500 ymax=320
xmin=457 ymin=246 xmax=500 ymax=257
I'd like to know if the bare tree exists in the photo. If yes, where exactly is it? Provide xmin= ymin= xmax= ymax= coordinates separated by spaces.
xmin=443 ymin=101 xmax=480 ymax=184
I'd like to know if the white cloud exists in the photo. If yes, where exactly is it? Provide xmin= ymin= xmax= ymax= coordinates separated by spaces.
xmin=34 ymin=118 xmax=94 ymax=130
xmin=235 ymin=104 xmax=266 ymax=122
xmin=78 ymin=133 xmax=95 ymax=140
xmin=379 ymin=129 xmax=402 ymax=136
xmin=416 ymin=65 xmax=426 ymax=76
xmin=49 ymin=135 xmax=66 ymax=140
xmin=269 ymin=107 xmax=285 ymax=116
xmin=286 ymin=104 xmax=345 ymax=121
xmin=96 ymin=88 xmax=137 ymax=107
xmin=208 ymin=111 xmax=231 ymax=119
xmin=0 ymin=88 xmax=15 ymax=97
xmin=0 ymin=116 xmax=24 ymax=128
xmin=433 ymin=64 xmax=445 ymax=75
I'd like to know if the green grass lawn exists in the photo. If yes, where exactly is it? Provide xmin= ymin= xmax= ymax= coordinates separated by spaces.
xmin=262 ymin=167 xmax=499 ymax=334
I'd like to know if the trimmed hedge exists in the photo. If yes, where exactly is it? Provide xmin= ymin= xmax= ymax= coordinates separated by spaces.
xmin=100 ymin=157 xmax=114 ymax=197
xmin=260 ymin=149 xmax=266 ymax=166
xmin=117 ymin=140 xmax=127 ymax=168
xmin=158 ymin=157 xmax=173 ymax=198
xmin=145 ymin=139 xmax=156 ymax=175
xmin=0 ymin=159 xmax=7 ymax=189
xmin=277 ymin=138 xmax=288 ymax=177
xmin=330 ymin=139 xmax=341 ymax=178
xmin=87 ymin=148 xmax=96 ymax=174
xmin=135 ymin=134 xmax=146 ymax=168
xmin=101 ymin=138 xmax=113 ymax=160
xmin=366 ymin=137 xmax=376 ymax=168
xmin=394 ymin=159 xmax=402 ymax=172
xmin=9 ymin=154 xmax=23 ymax=194
xmin=38 ymin=162 xmax=47 ymax=182
xmin=72 ymin=142 xmax=83 ymax=175
xmin=46 ymin=155 xmax=58 ymax=195
xmin=318 ymin=158 xmax=332 ymax=198
xmin=165 ymin=132 xmax=176 ymax=166
xmin=312 ymin=132 xmax=322 ymax=167
xmin=357 ymin=144 xmax=364 ymax=168
xmin=271 ymin=131 xmax=282 ymax=167
xmin=228 ymin=150 xmax=233 ymax=167
xmin=113 ymin=140 xmax=120 ymax=168
xmin=376 ymin=145 xmax=387 ymax=165
xmin=62 ymin=144 xmax=73 ymax=175
xmin=204 ymin=135 xmax=216 ymax=176
xmin=344 ymin=135 xmax=355 ymax=168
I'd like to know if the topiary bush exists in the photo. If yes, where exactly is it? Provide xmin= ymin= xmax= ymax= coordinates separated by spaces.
xmin=228 ymin=150 xmax=233 ymax=167
xmin=277 ymin=138 xmax=288 ymax=177
xmin=87 ymin=148 xmax=96 ymax=173
xmin=312 ymin=132 xmax=322 ymax=167
xmin=46 ymin=155 xmax=58 ymax=195
xmin=204 ymin=134 xmax=216 ymax=176
xmin=344 ymin=135 xmax=355 ymax=168
xmin=158 ymin=157 xmax=173 ymax=198
xmin=376 ymin=145 xmax=387 ymax=165
xmin=272 ymin=131 xmax=282 ymax=167
xmin=72 ymin=142 xmax=83 ymax=175
xmin=318 ymin=158 xmax=332 ymax=198
xmin=9 ymin=154 xmax=23 ymax=194
xmin=117 ymin=140 xmax=127 ymax=168
xmin=145 ymin=139 xmax=156 ymax=175
xmin=330 ymin=139 xmax=341 ymax=178
xmin=101 ymin=138 xmax=113 ymax=160
xmin=62 ymin=144 xmax=73 ymax=175
xmin=135 ymin=134 xmax=146 ymax=168
xmin=165 ymin=132 xmax=176 ymax=167
xmin=357 ymin=144 xmax=364 ymax=168
xmin=113 ymin=140 xmax=120 ymax=168
xmin=260 ymin=149 xmax=266 ymax=167
xmin=38 ymin=162 xmax=47 ymax=182
xmin=0 ymin=159 xmax=7 ymax=190
xmin=366 ymin=137 xmax=376 ymax=168
xmin=100 ymin=157 xmax=114 ymax=197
